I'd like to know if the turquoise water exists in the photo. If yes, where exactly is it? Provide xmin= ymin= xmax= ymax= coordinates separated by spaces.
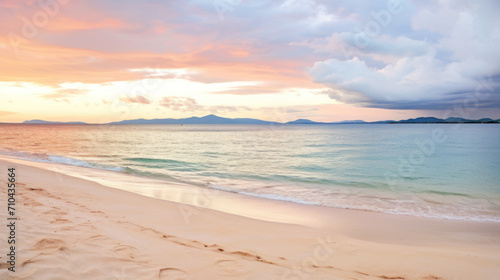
xmin=1 ymin=124 xmax=499 ymax=222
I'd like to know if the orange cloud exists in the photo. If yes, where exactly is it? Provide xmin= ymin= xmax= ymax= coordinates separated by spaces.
xmin=120 ymin=95 xmax=151 ymax=104
xmin=41 ymin=88 xmax=88 ymax=100
xmin=0 ymin=0 xmax=320 ymax=98
xmin=0 ymin=38 xmax=156 ymax=85
xmin=0 ymin=34 xmax=316 ymax=95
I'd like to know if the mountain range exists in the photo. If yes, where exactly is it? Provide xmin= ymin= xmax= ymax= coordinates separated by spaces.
xmin=19 ymin=115 xmax=500 ymax=125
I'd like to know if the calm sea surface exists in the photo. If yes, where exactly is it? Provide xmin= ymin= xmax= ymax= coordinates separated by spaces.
xmin=1 ymin=124 xmax=499 ymax=222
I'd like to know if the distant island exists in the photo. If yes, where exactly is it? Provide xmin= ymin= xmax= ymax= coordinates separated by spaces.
xmin=21 ymin=120 xmax=88 ymax=125
xmin=18 ymin=115 xmax=500 ymax=125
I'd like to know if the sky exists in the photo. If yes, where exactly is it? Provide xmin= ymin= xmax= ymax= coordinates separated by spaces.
xmin=0 ymin=0 xmax=499 ymax=123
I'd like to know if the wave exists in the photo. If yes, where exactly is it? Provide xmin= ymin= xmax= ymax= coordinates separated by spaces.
xmin=45 ymin=155 xmax=127 ymax=172
xmin=204 ymin=182 xmax=500 ymax=223
xmin=424 ymin=190 xmax=473 ymax=197
xmin=125 ymin=157 xmax=184 ymax=164
xmin=207 ymin=183 xmax=322 ymax=206
xmin=124 ymin=157 xmax=203 ymax=172
xmin=0 ymin=148 xmax=127 ymax=173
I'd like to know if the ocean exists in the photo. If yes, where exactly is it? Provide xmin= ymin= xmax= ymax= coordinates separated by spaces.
xmin=1 ymin=123 xmax=499 ymax=222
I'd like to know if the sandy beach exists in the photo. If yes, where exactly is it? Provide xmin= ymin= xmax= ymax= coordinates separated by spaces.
xmin=0 ymin=155 xmax=499 ymax=280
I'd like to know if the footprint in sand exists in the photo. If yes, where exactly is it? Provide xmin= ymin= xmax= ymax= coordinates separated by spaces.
xmin=214 ymin=259 xmax=249 ymax=276
xmin=89 ymin=235 xmax=110 ymax=242
xmin=43 ymin=209 xmax=68 ymax=215
xmin=33 ymin=238 xmax=68 ymax=253
xmin=158 ymin=268 xmax=188 ymax=280
xmin=112 ymin=244 xmax=138 ymax=259
xmin=50 ymin=217 xmax=70 ymax=224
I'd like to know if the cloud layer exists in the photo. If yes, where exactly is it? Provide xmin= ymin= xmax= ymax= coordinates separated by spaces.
xmin=1 ymin=0 xmax=499 ymax=122
xmin=307 ymin=0 xmax=500 ymax=109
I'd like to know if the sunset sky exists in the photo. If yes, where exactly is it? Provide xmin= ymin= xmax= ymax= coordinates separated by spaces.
xmin=1 ymin=0 xmax=499 ymax=123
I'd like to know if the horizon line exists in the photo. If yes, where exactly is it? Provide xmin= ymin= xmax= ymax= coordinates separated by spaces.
xmin=3 ymin=114 xmax=500 ymax=125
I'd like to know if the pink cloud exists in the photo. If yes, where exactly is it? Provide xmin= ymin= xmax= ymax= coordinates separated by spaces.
xmin=120 ymin=95 xmax=151 ymax=104
xmin=160 ymin=97 xmax=200 ymax=111
xmin=47 ymin=17 xmax=135 ymax=32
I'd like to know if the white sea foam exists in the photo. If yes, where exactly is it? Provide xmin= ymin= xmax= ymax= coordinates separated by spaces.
xmin=0 ymin=149 xmax=125 ymax=173
xmin=204 ymin=181 xmax=500 ymax=223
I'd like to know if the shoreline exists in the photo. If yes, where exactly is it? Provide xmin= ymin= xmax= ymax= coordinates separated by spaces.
xmin=2 ymin=153 xmax=500 ymax=227
xmin=1 ymin=156 xmax=500 ymax=279
xmin=1 ymin=151 xmax=498 ymax=224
